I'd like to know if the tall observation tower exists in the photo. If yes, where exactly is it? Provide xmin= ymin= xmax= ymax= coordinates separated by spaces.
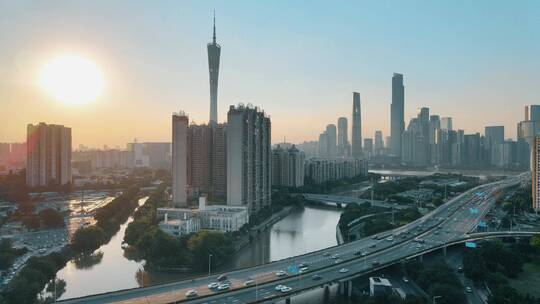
xmin=207 ymin=11 xmax=221 ymax=124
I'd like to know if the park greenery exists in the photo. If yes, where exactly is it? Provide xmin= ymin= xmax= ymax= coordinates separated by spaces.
xmin=362 ymin=173 xmax=478 ymax=202
xmin=404 ymin=259 xmax=465 ymax=304
xmin=497 ymin=184 xmax=534 ymax=215
xmin=0 ymin=239 xmax=27 ymax=271
xmin=301 ymin=174 xmax=372 ymax=194
xmin=338 ymin=202 xmax=422 ymax=241
xmin=71 ymin=186 xmax=140 ymax=255
xmin=0 ymin=251 xmax=69 ymax=304
xmin=463 ymin=238 xmax=540 ymax=304
xmin=0 ymin=186 xmax=141 ymax=304
xmin=123 ymin=184 xmax=235 ymax=270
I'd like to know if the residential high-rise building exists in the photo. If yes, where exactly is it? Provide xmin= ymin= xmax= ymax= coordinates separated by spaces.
xmin=441 ymin=117 xmax=453 ymax=131
xmin=374 ymin=131 xmax=384 ymax=155
xmin=390 ymin=73 xmax=404 ymax=157
xmin=211 ymin=124 xmax=227 ymax=201
xmin=326 ymin=124 xmax=337 ymax=158
xmin=26 ymin=123 xmax=72 ymax=187
xmin=337 ymin=117 xmax=349 ymax=157
xmin=207 ymin=12 xmax=221 ymax=124
xmin=533 ymin=136 xmax=540 ymax=211
xmin=530 ymin=105 xmax=540 ymax=122
xmin=188 ymin=124 xmax=212 ymax=199
xmin=352 ymin=92 xmax=362 ymax=158
xmin=226 ymin=104 xmax=271 ymax=215
xmin=484 ymin=126 xmax=505 ymax=165
xmin=318 ymin=132 xmax=328 ymax=157
xmin=272 ymin=145 xmax=305 ymax=188
xmin=172 ymin=112 xmax=189 ymax=207
xmin=364 ymin=138 xmax=373 ymax=159
xmin=464 ymin=133 xmax=481 ymax=166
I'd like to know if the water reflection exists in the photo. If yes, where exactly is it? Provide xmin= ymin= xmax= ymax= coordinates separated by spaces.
xmin=72 ymin=251 xmax=104 ymax=270
xmin=56 ymin=204 xmax=343 ymax=300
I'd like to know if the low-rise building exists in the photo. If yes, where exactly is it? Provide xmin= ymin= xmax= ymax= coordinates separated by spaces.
xmin=157 ymin=197 xmax=249 ymax=237
xmin=369 ymin=277 xmax=392 ymax=297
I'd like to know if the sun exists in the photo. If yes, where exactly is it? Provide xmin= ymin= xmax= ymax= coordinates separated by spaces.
xmin=40 ymin=55 xmax=104 ymax=105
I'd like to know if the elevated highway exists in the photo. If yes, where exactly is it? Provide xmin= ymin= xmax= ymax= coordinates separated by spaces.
xmin=57 ymin=173 xmax=531 ymax=304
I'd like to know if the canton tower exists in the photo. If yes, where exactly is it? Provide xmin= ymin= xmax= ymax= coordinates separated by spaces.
xmin=207 ymin=12 xmax=221 ymax=124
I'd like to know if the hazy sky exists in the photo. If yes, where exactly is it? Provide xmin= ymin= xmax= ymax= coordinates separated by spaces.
xmin=1 ymin=0 xmax=539 ymax=148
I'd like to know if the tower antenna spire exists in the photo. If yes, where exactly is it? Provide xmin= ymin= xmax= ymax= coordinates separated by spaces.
xmin=213 ymin=10 xmax=216 ymax=44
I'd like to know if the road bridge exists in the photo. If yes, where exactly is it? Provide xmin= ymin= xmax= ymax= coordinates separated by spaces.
xmin=56 ymin=173 xmax=530 ymax=304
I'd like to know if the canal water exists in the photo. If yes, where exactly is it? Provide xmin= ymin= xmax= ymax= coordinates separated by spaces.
xmin=55 ymin=203 xmax=343 ymax=300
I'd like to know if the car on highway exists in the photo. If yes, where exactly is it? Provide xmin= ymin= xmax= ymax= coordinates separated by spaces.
xmin=323 ymin=252 xmax=330 ymax=257
xmin=217 ymin=283 xmax=230 ymax=291
xmin=275 ymin=270 xmax=287 ymax=277
xmin=334 ymin=258 xmax=343 ymax=264
xmin=331 ymin=254 xmax=339 ymax=259
xmin=465 ymin=286 xmax=472 ymax=293
xmin=280 ymin=286 xmax=292 ymax=293
xmin=244 ymin=279 xmax=254 ymax=286
xmin=386 ymin=236 xmax=394 ymax=242
xmin=339 ymin=268 xmax=349 ymax=273
xmin=369 ymin=244 xmax=376 ymax=248
xmin=275 ymin=284 xmax=284 ymax=291
xmin=208 ymin=282 xmax=219 ymax=289
xmin=402 ymin=277 xmax=409 ymax=283
xmin=185 ymin=290 xmax=198 ymax=297
xmin=217 ymin=274 xmax=228 ymax=281
xmin=299 ymin=266 xmax=309 ymax=273
xmin=371 ymin=261 xmax=380 ymax=267
xmin=457 ymin=266 xmax=463 ymax=273
xmin=312 ymin=274 xmax=322 ymax=281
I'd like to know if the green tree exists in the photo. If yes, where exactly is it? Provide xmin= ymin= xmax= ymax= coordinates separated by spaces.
xmin=71 ymin=226 xmax=105 ymax=254
xmin=188 ymin=231 xmax=234 ymax=270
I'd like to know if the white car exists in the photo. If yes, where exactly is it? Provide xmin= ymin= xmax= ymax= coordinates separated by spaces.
xmin=217 ymin=283 xmax=230 ymax=291
xmin=275 ymin=284 xmax=284 ymax=291
xmin=208 ymin=282 xmax=219 ymax=289
xmin=244 ymin=279 xmax=254 ymax=286
xmin=185 ymin=290 xmax=198 ymax=297
xmin=331 ymin=254 xmax=339 ymax=259
xmin=339 ymin=268 xmax=349 ymax=273
xmin=334 ymin=258 xmax=343 ymax=264
xmin=280 ymin=286 xmax=292 ymax=293
xmin=275 ymin=270 xmax=287 ymax=277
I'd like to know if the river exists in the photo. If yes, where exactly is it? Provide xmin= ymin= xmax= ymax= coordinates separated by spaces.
xmin=55 ymin=202 xmax=343 ymax=300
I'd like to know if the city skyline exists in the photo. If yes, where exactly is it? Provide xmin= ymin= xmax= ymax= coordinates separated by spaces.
xmin=1 ymin=1 xmax=539 ymax=147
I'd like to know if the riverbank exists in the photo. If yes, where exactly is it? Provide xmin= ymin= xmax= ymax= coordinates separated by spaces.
xmin=0 ymin=188 xmax=142 ymax=304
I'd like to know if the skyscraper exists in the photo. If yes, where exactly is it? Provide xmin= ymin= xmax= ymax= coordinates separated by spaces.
xmin=532 ymin=136 xmax=540 ymax=211
xmin=337 ymin=117 xmax=349 ymax=157
xmin=485 ymin=126 xmax=505 ymax=165
xmin=352 ymin=92 xmax=362 ymax=158
xmin=172 ymin=112 xmax=189 ymax=207
xmin=441 ymin=117 xmax=453 ymax=131
xmin=374 ymin=130 xmax=384 ymax=155
xmin=26 ymin=123 xmax=72 ymax=187
xmin=390 ymin=73 xmax=404 ymax=157
xmin=363 ymin=138 xmax=373 ymax=159
xmin=207 ymin=12 xmax=221 ymax=124
xmin=326 ymin=124 xmax=337 ymax=158
xmin=227 ymin=104 xmax=271 ymax=215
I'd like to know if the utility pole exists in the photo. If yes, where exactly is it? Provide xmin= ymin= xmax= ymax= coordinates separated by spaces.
xmin=208 ymin=254 xmax=212 ymax=276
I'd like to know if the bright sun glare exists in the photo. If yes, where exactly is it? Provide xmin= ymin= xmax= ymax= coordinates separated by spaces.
xmin=40 ymin=55 xmax=104 ymax=105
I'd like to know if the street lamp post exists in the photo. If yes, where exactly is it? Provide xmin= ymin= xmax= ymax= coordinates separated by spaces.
xmin=208 ymin=254 xmax=213 ymax=276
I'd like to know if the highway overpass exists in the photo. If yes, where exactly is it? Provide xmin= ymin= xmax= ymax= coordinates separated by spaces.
xmin=56 ymin=173 xmax=531 ymax=304
xmin=303 ymin=193 xmax=411 ymax=209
